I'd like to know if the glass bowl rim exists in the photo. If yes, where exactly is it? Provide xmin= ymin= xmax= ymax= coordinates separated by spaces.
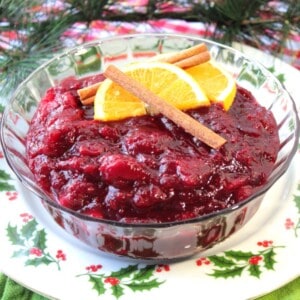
xmin=1 ymin=33 xmax=299 ymax=228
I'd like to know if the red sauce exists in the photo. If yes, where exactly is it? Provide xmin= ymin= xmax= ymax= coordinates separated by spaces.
xmin=26 ymin=75 xmax=280 ymax=223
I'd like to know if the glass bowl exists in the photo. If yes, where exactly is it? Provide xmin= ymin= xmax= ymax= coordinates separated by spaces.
xmin=1 ymin=33 xmax=299 ymax=261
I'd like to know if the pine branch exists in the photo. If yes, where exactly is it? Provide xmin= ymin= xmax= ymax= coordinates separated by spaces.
xmin=65 ymin=0 xmax=110 ymax=24
xmin=0 ymin=0 xmax=298 ymax=99
xmin=0 ymin=1 xmax=74 ymax=97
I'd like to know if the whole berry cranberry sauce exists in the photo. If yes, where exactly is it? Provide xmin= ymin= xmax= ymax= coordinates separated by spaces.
xmin=26 ymin=74 xmax=279 ymax=223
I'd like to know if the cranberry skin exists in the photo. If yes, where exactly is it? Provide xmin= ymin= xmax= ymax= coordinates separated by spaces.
xmin=99 ymin=154 xmax=151 ymax=185
xmin=132 ymin=184 xmax=167 ymax=209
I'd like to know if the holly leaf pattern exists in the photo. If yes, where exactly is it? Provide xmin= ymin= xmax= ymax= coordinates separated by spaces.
xmin=209 ymin=266 xmax=245 ymax=278
xmin=207 ymin=241 xmax=283 ymax=279
xmin=126 ymin=278 xmax=164 ymax=291
xmin=208 ymin=255 xmax=237 ymax=268
xmin=111 ymin=285 xmax=124 ymax=299
xmin=267 ymin=66 xmax=285 ymax=83
xmin=6 ymin=217 xmax=65 ymax=270
xmin=79 ymin=264 xmax=164 ymax=299
xmin=262 ymin=248 xmax=276 ymax=270
xmin=248 ymin=264 xmax=261 ymax=278
xmin=111 ymin=265 xmax=139 ymax=279
xmin=25 ymin=256 xmax=54 ymax=267
xmin=0 ymin=170 xmax=12 ymax=181
xmin=21 ymin=218 xmax=38 ymax=239
xmin=132 ymin=265 xmax=155 ymax=281
xmin=289 ymin=183 xmax=300 ymax=238
xmin=32 ymin=229 xmax=47 ymax=250
xmin=293 ymin=184 xmax=300 ymax=213
xmin=6 ymin=223 xmax=25 ymax=246
xmin=12 ymin=248 xmax=29 ymax=258
xmin=89 ymin=275 xmax=106 ymax=296
xmin=224 ymin=250 xmax=253 ymax=261
xmin=0 ymin=170 xmax=15 ymax=191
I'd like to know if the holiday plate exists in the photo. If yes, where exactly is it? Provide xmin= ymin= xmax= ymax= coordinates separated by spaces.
xmin=0 ymin=45 xmax=300 ymax=300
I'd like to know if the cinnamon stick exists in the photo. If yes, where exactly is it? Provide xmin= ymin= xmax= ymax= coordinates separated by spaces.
xmin=78 ymin=44 xmax=210 ymax=105
xmin=149 ymin=43 xmax=208 ymax=64
xmin=104 ymin=65 xmax=226 ymax=149
xmin=81 ymin=96 xmax=96 ymax=106
xmin=77 ymin=82 xmax=100 ymax=102
xmin=175 ymin=51 xmax=210 ymax=69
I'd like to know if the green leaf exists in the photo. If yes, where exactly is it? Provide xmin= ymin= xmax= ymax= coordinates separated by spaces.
xmin=21 ymin=219 xmax=38 ymax=240
xmin=110 ymin=265 xmax=139 ymax=279
xmin=209 ymin=266 xmax=245 ymax=278
xmin=0 ymin=170 xmax=12 ymax=180
xmin=263 ymin=249 xmax=276 ymax=270
xmin=111 ymin=284 xmax=124 ymax=299
xmin=208 ymin=255 xmax=236 ymax=268
xmin=0 ymin=170 xmax=15 ymax=191
xmin=276 ymin=73 xmax=285 ymax=84
xmin=248 ymin=264 xmax=262 ymax=278
xmin=267 ymin=66 xmax=285 ymax=83
xmin=89 ymin=275 xmax=106 ymax=296
xmin=238 ymin=64 xmax=266 ymax=88
xmin=0 ymin=104 xmax=4 ymax=113
xmin=32 ymin=229 xmax=47 ymax=250
xmin=126 ymin=278 xmax=164 ymax=292
xmin=25 ymin=256 xmax=53 ymax=267
xmin=293 ymin=184 xmax=300 ymax=213
xmin=132 ymin=265 xmax=156 ymax=282
xmin=0 ymin=182 xmax=15 ymax=191
xmin=12 ymin=248 xmax=29 ymax=258
xmin=224 ymin=250 xmax=253 ymax=261
xmin=6 ymin=223 xmax=25 ymax=246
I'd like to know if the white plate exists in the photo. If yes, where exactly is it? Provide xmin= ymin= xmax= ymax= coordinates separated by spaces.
xmin=0 ymin=45 xmax=299 ymax=300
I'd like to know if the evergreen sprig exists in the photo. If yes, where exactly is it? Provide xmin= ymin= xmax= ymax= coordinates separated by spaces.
xmin=0 ymin=0 xmax=299 ymax=100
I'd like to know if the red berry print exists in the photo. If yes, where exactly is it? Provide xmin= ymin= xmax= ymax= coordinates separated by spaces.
xmin=196 ymin=257 xmax=211 ymax=266
xmin=30 ymin=247 xmax=43 ymax=257
xmin=5 ymin=191 xmax=18 ymax=201
xmin=248 ymin=255 xmax=263 ymax=265
xmin=19 ymin=212 xmax=33 ymax=222
xmin=86 ymin=264 xmax=102 ymax=272
xmin=104 ymin=277 xmax=120 ymax=286
xmin=55 ymin=250 xmax=66 ymax=261
xmin=156 ymin=264 xmax=170 ymax=272
xmin=257 ymin=240 xmax=273 ymax=247
xmin=285 ymin=218 xmax=295 ymax=229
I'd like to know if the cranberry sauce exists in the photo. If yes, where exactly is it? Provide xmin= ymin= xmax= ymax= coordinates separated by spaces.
xmin=26 ymin=76 xmax=280 ymax=223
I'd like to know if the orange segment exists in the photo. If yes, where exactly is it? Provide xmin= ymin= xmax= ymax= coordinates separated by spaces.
xmin=186 ymin=60 xmax=237 ymax=111
xmin=94 ymin=62 xmax=209 ymax=121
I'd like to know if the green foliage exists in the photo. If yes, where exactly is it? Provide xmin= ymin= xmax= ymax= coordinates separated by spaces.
xmin=294 ymin=184 xmax=300 ymax=214
xmin=65 ymin=0 xmax=110 ymax=23
xmin=263 ymin=248 xmax=276 ymax=270
xmin=6 ymin=218 xmax=64 ymax=270
xmin=208 ymin=243 xmax=283 ymax=279
xmin=0 ymin=0 xmax=73 ymax=97
xmin=81 ymin=264 xmax=164 ymax=299
xmin=0 ymin=0 xmax=299 ymax=99
xmin=293 ymin=184 xmax=300 ymax=237
xmin=7 ymin=223 xmax=25 ymax=246
xmin=24 ymin=256 xmax=54 ymax=267
xmin=248 ymin=264 xmax=261 ymax=278
xmin=0 ymin=170 xmax=15 ymax=191
xmin=89 ymin=276 xmax=106 ymax=295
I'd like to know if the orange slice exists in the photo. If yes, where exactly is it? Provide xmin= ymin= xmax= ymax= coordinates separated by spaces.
xmin=186 ymin=60 xmax=237 ymax=111
xmin=94 ymin=62 xmax=209 ymax=121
